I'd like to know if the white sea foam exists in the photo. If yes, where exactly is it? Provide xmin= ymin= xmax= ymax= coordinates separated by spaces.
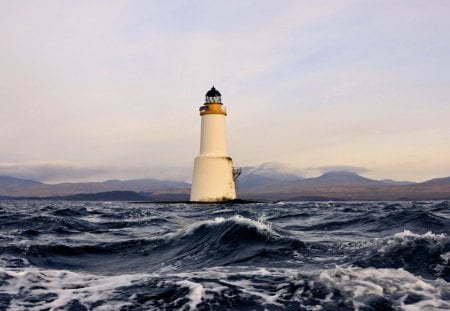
xmin=171 ymin=267 xmax=288 ymax=307
xmin=378 ymin=230 xmax=448 ymax=254
xmin=1 ymin=264 xmax=449 ymax=310
xmin=176 ymin=280 xmax=205 ymax=310
xmin=210 ymin=208 xmax=234 ymax=214
xmin=184 ymin=214 xmax=277 ymax=237
xmin=339 ymin=229 xmax=448 ymax=254
xmin=0 ymin=267 xmax=137 ymax=310
xmin=319 ymin=266 xmax=450 ymax=311
xmin=440 ymin=252 xmax=450 ymax=264
xmin=393 ymin=230 xmax=446 ymax=240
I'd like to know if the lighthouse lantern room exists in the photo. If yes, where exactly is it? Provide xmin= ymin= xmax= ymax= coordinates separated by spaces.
xmin=190 ymin=87 xmax=238 ymax=202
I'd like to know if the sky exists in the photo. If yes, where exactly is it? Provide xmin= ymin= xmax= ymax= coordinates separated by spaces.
xmin=1 ymin=0 xmax=450 ymax=183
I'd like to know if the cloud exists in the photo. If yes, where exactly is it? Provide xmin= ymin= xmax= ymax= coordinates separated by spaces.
xmin=0 ymin=161 xmax=191 ymax=183
xmin=0 ymin=161 xmax=111 ymax=183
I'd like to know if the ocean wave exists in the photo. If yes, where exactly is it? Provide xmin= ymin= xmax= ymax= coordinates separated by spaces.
xmin=154 ymin=215 xmax=305 ymax=269
xmin=375 ymin=211 xmax=450 ymax=234
xmin=52 ymin=206 xmax=89 ymax=217
xmin=1 ymin=265 xmax=449 ymax=310
xmin=299 ymin=209 xmax=450 ymax=235
xmin=354 ymin=230 xmax=450 ymax=281
xmin=1 ymin=214 xmax=99 ymax=235
xmin=430 ymin=200 xmax=450 ymax=212
xmin=1 ymin=215 xmax=305 ymax=274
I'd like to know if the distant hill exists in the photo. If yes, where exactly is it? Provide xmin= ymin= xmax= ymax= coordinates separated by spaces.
xmin=0 ymin=176 xmax=45 ymax=191
xmin=0 ymin=176 xmax=50 ymax=198
xmin=11 ymin=191 xmax=190 ymax=202
xmin=380 ymin=179 xmax=416 ymax=186
xmin=0 ymin=176 xmax=44 ymax=186
xmin=238 ymin=170 xmax=450 ymax=201
xmin=51 ymin=191 xmax=149 ymax=201
xmin=421 ymin=177 xmax=450 ymax=185
xmin=0 ymin=176 xmax=190 ymax=198
xmin=307 ymin=171 xmax=383 ymax=186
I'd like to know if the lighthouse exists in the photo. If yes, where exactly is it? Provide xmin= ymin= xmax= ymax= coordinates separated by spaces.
xmin=190 ymin=87 xmax=239 ymax=202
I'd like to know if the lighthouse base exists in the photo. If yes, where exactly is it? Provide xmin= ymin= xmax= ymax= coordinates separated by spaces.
xmin=190 ymin=156 xmax=237 ymax=202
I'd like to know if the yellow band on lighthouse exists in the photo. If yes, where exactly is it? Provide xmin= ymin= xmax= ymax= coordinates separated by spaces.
xmin=200 ymin=103 xmax=227 ymax=116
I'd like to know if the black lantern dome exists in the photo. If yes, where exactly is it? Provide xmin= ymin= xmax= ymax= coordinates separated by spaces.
xmin=205 ymin=86 xmax=222 ymax=104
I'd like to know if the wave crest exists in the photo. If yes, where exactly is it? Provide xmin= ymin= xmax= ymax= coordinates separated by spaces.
xmin=355 ymin=230 xmax=450 ymax=280
xmin=5 ymin=215 xmax=304 ymax=273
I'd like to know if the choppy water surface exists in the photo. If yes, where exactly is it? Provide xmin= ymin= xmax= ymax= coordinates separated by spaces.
xmin=0 ymin=200 xmax=449 ymax=310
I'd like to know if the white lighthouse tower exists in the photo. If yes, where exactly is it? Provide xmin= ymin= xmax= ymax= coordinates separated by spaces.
xmin=190 ymin=86 xmax=239 ymax=202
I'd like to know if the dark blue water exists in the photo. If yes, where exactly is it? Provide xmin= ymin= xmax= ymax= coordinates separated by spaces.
xmin=0 ymin=200 xmax=449 ymax=310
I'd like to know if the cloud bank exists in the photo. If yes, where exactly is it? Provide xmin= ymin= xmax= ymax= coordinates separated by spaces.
xmin=0 ymin=161 xmax=191 ymax=183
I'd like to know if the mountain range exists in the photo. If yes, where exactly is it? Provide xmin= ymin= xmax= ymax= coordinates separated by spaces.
xmin=0 ymin=163 xmax=449 ymax=201
xmin=238 ymin=163 xmax=450 ymax=201
xmin=0 ymin=176 xmax=190 ymax=200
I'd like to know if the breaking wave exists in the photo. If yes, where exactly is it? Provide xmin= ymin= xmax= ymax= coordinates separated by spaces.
xmin=2 ymin=215 xmax=305 ymax=274
xmin=354 ymin=230 xmax=450 ymax=281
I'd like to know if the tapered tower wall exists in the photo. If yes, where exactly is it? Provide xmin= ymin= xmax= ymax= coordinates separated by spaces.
xmin=200 ymin=114 xmax=227 ymax=156
xmin=190 ymin=156 xmax=236 ymax=202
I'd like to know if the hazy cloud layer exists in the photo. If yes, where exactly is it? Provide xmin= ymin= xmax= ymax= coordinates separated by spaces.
xmin=1 ymin=1 xmax=450 ymax=182
xmin=0 ymin=162 xmax=109 ymax=183
xmin=0 ymin=162 xmax=191 ymax=183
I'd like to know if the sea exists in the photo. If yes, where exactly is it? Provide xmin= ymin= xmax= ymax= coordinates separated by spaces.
xmin=0 ymin=200 xmax=449 ymax=310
